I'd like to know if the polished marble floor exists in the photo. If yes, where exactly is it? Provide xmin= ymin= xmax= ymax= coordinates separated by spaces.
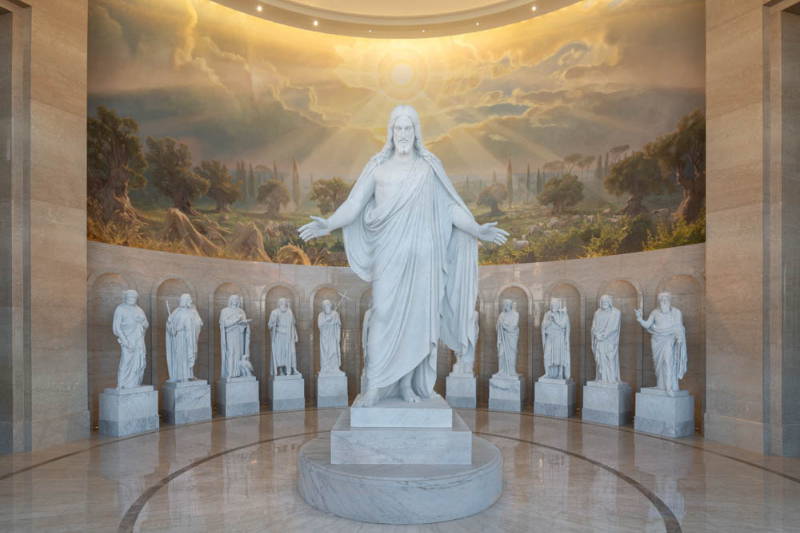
xmin=1 ymin=408 xmax=799 ymax=532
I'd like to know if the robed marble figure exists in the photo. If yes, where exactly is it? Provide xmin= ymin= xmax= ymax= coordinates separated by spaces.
xmin=635 ymin=292 xmax=687 ymax=393
xmin=268 ymin=298 xmax=299 ymax=376
xmin=494 ymin=301 xmax=519 ymax=377
xmin=112 ymin=289 xmax=149 ymax=389
xmin=542 ymin=297 xmax=571 ymax=380
xmin=300 ymin=105 xmax=508 ymax=405
xmin=219 ymin=294 xmax=254 ymax=379
xmin=318 ymin=299 xmax=344 ymax=375
xmin=591 ymin=294 xmax=621 ymax=383
xmin=165 ymin=293 xmax=203 ymax=382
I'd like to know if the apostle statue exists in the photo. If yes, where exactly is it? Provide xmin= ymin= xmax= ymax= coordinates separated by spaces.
xmin=165 ymin=293 xmax=203 ymax=382
xmin=542 ymin=297 xmax=571 ymax=380
xmin=591 ymin=294 xmax=622 ymax=384
xmin=635 ymin=292 xmax=688 ymax=393
xmin=268 ymin=297 xmax=299 ymax=376
xmin=219 ymin=294 xmax=254 ymax=379
xmin=112 ymin=289 xmax=149 ymax=389
xmin=299 ymin=105 xmax=508 ymax=406
xmin=360 ymin=305 xmax=373 ymax=394
xmin=452 ymin=310 xmax=479 ymax=376
xmin=318 ymin=299 xmax=344 ymax=375
xmin=494 ymin=301 xmax=519 ymax=378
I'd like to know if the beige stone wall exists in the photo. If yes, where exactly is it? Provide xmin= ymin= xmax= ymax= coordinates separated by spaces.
xmin=87 ymin=241 xmax=706 ymax=428
xmin=0 ymin=0 xmax=89 ymax=453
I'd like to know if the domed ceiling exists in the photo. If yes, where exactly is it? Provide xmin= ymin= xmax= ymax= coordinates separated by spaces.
xmin=215 ymin=0 xmax=581 ymax=37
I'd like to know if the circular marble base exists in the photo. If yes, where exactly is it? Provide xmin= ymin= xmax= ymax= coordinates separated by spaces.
xmin=298 ymin=436 xmax=503 ymax=524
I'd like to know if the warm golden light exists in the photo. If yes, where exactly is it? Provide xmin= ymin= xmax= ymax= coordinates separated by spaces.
xmin=256 ymin=4 xmax=263 ymax=12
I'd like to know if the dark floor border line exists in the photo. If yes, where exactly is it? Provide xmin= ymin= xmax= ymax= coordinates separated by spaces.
xmin=117 ymin=431 xmax=325 ymax=533
xmin=475 ymin=408 xmax=800 ymax=485
xmin=476 ymin=431 xmax=682 ymax=533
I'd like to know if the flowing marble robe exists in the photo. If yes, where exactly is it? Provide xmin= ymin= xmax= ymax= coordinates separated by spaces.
xmin=642 ymin=307 xmax=687 ymax=392
xmin=219 ymin=305 xmax=253 ymax=379
xmin=268 ymin=307 xmax=298 ymax=375
xmin=165 ymin=306 xmax=202 ymax=382
xmin=343 ymin=154 xmax=478 ymax=398
xmin=496 ymin=309 xmax=519 ymax=377
xmin=542 ymin=309 xmax=571 ymax=379
xmin=591 ymin=306 xmax=621 ymax=383
xmin=112 ymin=303 xmax=149 ymax=388
xmin=318 ymin=309 xmax=343 ymax=375
xmin=453 ymin=310 xmax=479 ymax=376
xmin=360 ymin=308 xmax=373 ymax=394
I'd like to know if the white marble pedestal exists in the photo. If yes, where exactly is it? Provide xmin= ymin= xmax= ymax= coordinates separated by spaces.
xmin=582 ymin=381 xmax=632 ymax=426
xmin=162 ymin=380 xmax=211 ymax=425
xmin=634 ymin=388 xmax=695 ymax=438
xmin=268 ymin=374 xmax=305 ymax=411
xmin=99 ymin=386 xmax=159 ymax=437
xmin=534 ymin=377 xmax=576 ymax=418
xmin=216 ymin=376 xmax=259 ymax=418
xmin=446 ymin=374 xmax=476 ymax=408
xmin=488 ymin=374 xmax=522 ymax=412
xmin=317 ymin=373 xmax=348 ymax=408
xmin=297 ymin=392 xmax=503 ymax=524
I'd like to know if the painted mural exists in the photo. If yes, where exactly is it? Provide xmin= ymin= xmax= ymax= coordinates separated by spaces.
xmin=87 ymin=0 xmax=705 ymax=265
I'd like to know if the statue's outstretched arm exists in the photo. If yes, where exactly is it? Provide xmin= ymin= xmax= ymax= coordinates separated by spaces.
xmin=449 ymin=204 xmax=508 ymax=244
xmin=299 ymin=172 xmax=375 ymax=241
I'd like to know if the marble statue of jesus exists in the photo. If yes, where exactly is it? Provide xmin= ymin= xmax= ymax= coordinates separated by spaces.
xmin=300 ymin=105 xmax=508 ymax=406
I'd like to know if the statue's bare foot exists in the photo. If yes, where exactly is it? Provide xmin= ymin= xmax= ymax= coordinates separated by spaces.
xmin=357 ymin=388 xmax=379 ymax=407
xmin=401 ymin=384 xmax=420 ymax=403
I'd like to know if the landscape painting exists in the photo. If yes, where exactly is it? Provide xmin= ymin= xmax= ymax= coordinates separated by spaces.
xmin=88 ymin=0 xmax=705 ymax=265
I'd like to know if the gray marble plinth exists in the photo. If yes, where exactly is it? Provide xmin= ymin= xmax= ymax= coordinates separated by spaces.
xmin=331 ymin=410 xmax=472 ymax=465
xmin=298 ymin=436 xmax=503 ymax=524
xmin=534 ymin=378 xmax=576 ymax=418
xmin=317 ymin=373 xmax=348 ymax=408
xmin=488 ymin=374 xmax=522 ymax=412
xmin=582 ymin=381 xmax=632 ymax=426
xmin=634 ymin=388 xmax=695 ymax=438
xmin=351 ymin=393 xmax=452 ymax=428
xmin=268 ymin=374 xmax=305 ymax=411
xmin=99 ymin=386 xmax=159 ymax=437
xmin=162 ymin=380 xmax=211 ymax=425
xmin=216 ymin=376 xmax=260 ymax=418
xmin=446 ymin=374 xmax=476 ymax=408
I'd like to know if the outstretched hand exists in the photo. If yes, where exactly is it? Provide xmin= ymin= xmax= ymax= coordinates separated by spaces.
xmin=298 ymin=216 xmax=331 ymax=242
xmin=477 ymin=222 xmax=509 ymax=245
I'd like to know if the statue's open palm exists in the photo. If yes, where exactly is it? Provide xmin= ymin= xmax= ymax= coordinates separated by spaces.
xmin=299 ymin=216 xmax=330 ymax=242
xmin=477 ymin=222 xmax=509 ymax=245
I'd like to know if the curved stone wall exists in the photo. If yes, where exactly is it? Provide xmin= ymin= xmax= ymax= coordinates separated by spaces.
xmin=87 ymin=242 xmax=706 ymax=430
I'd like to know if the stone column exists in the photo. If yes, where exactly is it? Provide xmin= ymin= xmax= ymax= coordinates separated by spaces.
xmin=0 ymin=0 xmax=90 ymax=453
xmin=705 ymin=0 xmax=800 ymax=456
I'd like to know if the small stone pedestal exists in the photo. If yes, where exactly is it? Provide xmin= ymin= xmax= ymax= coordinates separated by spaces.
xmin=317 ymin=373 xmax=348 ymax=408
xmin=582 ymin=381 xmax=632 ymax=426
xmin=99 ymin=385 xmax=159 ymax=437
xmin=634 ymin=388 xmax=695 ymax=438
xmin=216 ymin=376 xmax=259 ymax=418
xmin=268 ymin=374 xmax=305 ymax=411
xmin=534 ymin=377 xmax=576 ymax=418
xmin=162 ymin=380 xmax=211 ymax=425
xmin=446 ymin=374 xmax=476 ymax=408
xmin=298 ymin=393 xmax=503 ymax=524
xmin=488 ymin=374 xmax=522 ymax=412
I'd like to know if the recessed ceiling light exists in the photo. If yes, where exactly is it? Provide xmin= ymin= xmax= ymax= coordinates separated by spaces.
xmin=475 ymin=21 xmax=480 ymax=26
xmin=421 ymin=29 xmax=426 ymax=33
xmin=531 ymin=4 xmax=537 ymax=11
xmin=313 ymin=19 xmax=319 ymax=26
xmin=256 ymin=4 xmax=262 ymax=11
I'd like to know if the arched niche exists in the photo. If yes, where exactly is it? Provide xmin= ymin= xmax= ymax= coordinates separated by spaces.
xmin=656 ymin=274 xmax=705 ymax=431
xmin=212 ymin=282 xmax=246 ymax=395
xmin=88 ymin=273 xmax=134 ymax=427
xmin=596 ymin=280 xmax=641 ymax=389
xmin=545 ymin=282 xmax=584 ymax=404
xmin=497 ymin=286 xmax=531 ymax=407
xmin=153 ymin=278 xmax=200 ymax=389
xmin=263 ymin=285 xmax=299 ymax=384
